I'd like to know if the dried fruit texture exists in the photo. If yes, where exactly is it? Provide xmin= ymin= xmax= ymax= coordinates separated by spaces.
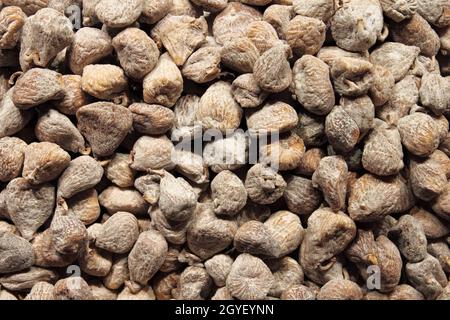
xmin=331 ymin=57 xmax=374 ymax=97
xmin=159 ymin=172 xmax=198 ymax=222
xmin=427 ymin=242 xmax=450 ymax=273
xmin=68 ymin=28 xmax=113 ymax=75
xmin=35 ymin=109 xmax=87 ymax=154
xmin=99 ymin=186 xmax=149 ymax=216
xmin=22 ymin=142 xmax=70 ymax=185
xmin=57 ymin=156 xmax=104 ymax=199
xmin=245 ymin=163 xmax=287 ymax=205
xmin=221 ymin=37 xmax=260 ymax=73
xmin=389 ymin=215 xmax=428 ymax=262
xmin=182 ymin=46 xmax=221 ymax=84
xmin=285 ymin=16 xmax=326 ymax=56
xmin=281 ymin=284 xmax=316 ymax=300
xmin=169 ymin=0 xmax=201 ymax=16
xmin=409 ymin=54 xmax=440 ymax=77
xmin=370 ymin=42 xmax=420 ymax=82
xmin=213 ymin=2 xmax=262 ymax=45
xmin=419 ymin=73 xmax=449 ymax=116
xmin=105 ymin=153 xmax=135 ymax=188
xmin=317 ymin=279 xmax=363 ymax=300
xmin=376 ymin=76 xmax=419 ymax=125
xmin=187 ymin=203 xmax=237 ymax=259
xmin=263 ymin=4 xmax=292 ymax=37
xmin=81 ymin=64 xmax=128 ymax=100
xmin=379 ymin=0 xmax=417 ymax=22
xmin=2 ymin=1 xmax=48 ymax=16
xmin=68 ymin=189 xmax=101 ymax=225
xmin=410 ymin=207 xmax=449 ymax=239
xmin=0 ymin=266 xmax=57 ymax=291
xmin=204 ymin=254 xmax=233 ymax=287
xmin=417 ymin=0 xmax=450 ymax=27
xmin=211 ymin=170 xmax=247 ymax=217
xmin=268 ymin=257 xmax=304 ymax=298
xmin=409 ymin=153 xmax=447 ymax=201
xmin=0 ymin=89 xmax=32 ymax=137
xmin=96 ymin=212 xmax=139 ymax=254
xmin=19 ymin=8 xmax=74 ymax=71
xmin=171 ymin=94 xmax=201 ymax=140
xmin=232 ymin=73 xmax=267 ymax=109
xmin=226 ymin=253 xmax=274 ymax=300
xmin=245 ymin=20 xmax=280 ymax=54
xmin=95 ymin=0 xmax=142 ymax=28
xmin=141 ymin=0 xmax=173 ymax=24
xmin=390 ymin=14 xmax=441 ymax=57
xmin=128 ymin=230 xmax=168 ymax=286
xmin=25 ymin=282 xmax=55 ymax=300
xmin=130 ymin=135 xmax=175 ymax=172
xmin=150 ymin=207 xmax=188 ymax=245
xmin=291 ymin=55 xmax=335 ymax=116
xmin=50 ymin=199 xmax=87 ymax=255
xmin=317 ymin=46 xmax=363 ymax=67
xmin=196 ymin=81 xmax=243 ymax=133
xmin=117 ymin=285 xmax=156 ymax=300
xmin=440 ymin=27 xmax=450 ymax=55
xmin=176 ymin=266 xmax=212 ymax=300
xmin=32 ymin=229 xmax=77 ymax=267
xmin=54 ymin=277 xmax=94 ymax=300
xmin=347 ymin=230 xmax=402 ymax=292
xmin=294 ymin=112 xmax=326 ymax=147
xmin=300 ymin=208 xmax=356 ymax=285
xmin=406 ymin=254 xmax=447 ymax=299
xmin=76 ymin=102 xmax=132 ymax=157
xmin=260 ymin=132 xmax=305 ymax=171
xmin=5 ymin=178 xmax=55 ymax=240
xmin=312 ymin=156 xmax=348 ymax=211
xmin=284 ymin=175 xmax=322 ymax=216
xmin=0 ymin=6 xmax=26 ymax=50
xmin=432 ymin=181 xmax=450 ymax=221
xmin=151 ymin=15 xmax=207 ymax=66
xmin=246 ymin=101 xmax=298 ymax=134
xmin=0 ymin=136 xmax=26 ymax=182
xmin=173 ymin=149 xmax=209 ymax=184
xmin=143 ymin=53 xmax=183 ymax=108
xmin=112 ymin=28 xmax=160 ymax=81
xmin=362 ymin=119 xmax=404 ymax=176
xmin=53 ymin=75 xmax=89 ymax=116
xmin=129 ymin=103 xmax=174 ymax=136
xmin=348 ymin=174 xmax=414 ymax=222
xmin=203 ymin=130 xmax=248 ymax=173
xmin=103 ymin=256 xmax=129 ymax=290
xmin=292 ymin=0 xmax=335 ymax=22
xmin=369 ymin=65 xmax=395 ymax=107
xmin=253 ymin=44 xmax=292 ymax=93
xmin=0 ymin=231 xmax=34 ymax=274
xmin=12 ymin=68 xmax=63 ymax=109
xmin=331 ymin=0 xmax=384 ymax=52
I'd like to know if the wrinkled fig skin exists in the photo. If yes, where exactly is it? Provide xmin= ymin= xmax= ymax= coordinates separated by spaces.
xmin=1 ymin=0 xmax=450 ymax=301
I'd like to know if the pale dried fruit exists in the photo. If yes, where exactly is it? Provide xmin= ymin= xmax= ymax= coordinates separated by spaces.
xmin=182 ymin=46 xmax=221 ymax=84
xmin=98 ymin=186 xmax=149 ymax=216
xmin=285 ymin=15 xmax=326 ymax=56
xmin=348 ymin=174 xmax=414 ymax=222
xmin=128 ymin=230 xmax=168 ymax=286
xmin=81 ymin=64 xmax=128 ymax=100
xmin=5 ymin=178 xmax=55 ymax=240
xmin=226 ymin=253 xmax=274 ymax=300
xmin=291 ymin=55 xmax=335 ymax=116
xmin=196 ymin=81 xmax=242 ymax=133
xmin=397 ymin=112 xmax=440 ymax=157
xmin=331 ymin=0 xmax=384 ymax=52
xmin=177 ymin=266 xmax=213 ymax=300
xmin=143 ymin=53 xmax=183 ymax=108
xmin=281 ymin=284 xmax=316 ymax=300
xmin=245 ymin=20 xmax=280 ymax=54
xmin=129 ymin=103 xmax=174 ymax=136
xmin=410 ymin=207 xmax=449 ymax=239
xmin=292 ymin=0 xmax=335 ymax=22
xmin=283 ymin=175 xmax=322 ymax=216
xmin=0 ymin=231 xmax=34 ymax=274
xmin=77 ymin=102 xmax=132 ymax=157
xmin=369 ymin=65 xmax=395 ymax=107
xmin=141 ymin=0 xmax=173 ymax=24
xmin=57 ymin=156 xmax=104 ymax=199
xmin=96 ymin=212 xmax=139 ymax=254
xmin=409 ymin=153 xmax=447 ymax=201
xmin=12 ymin=68 xmax=63 ymax=109
xmin=68 ymin=27 xmax=113 ymax=75
xmin=246 ymin=101 xmax=298 ymax=134
xmin=105 ymin=153 xmax=135 ymax=188
xmin=406 ymin=254 xmax=447 ymax=299
xmin=419 ymin=73 xmax=449 ymax=116
xmin=54 ymin=277 xmax=94 ymax=300
xmin=95 ymin=0 xmax=142 ymax=28
xmin=245 ymin=163 xmax=287 ymax=205
xmin=0 ymin=89 xmax=32 ymax=139
xmin=253 ymin=44 xmax=292 ymax=93
xmin=263 ymin=4 xmax=293 ymax=39
xmin=151 ymin=14 xmax=207 ymax=66
xmin=0 ymin=136 xmax=26 ymax=182
xmin=331 ymin=57 xmax=374 ymax=97
xmin=317 ymin=279 xmax=363 ymax=300
xmin=19 ymin=8 xmax=74 ymax=71
xmin=211 ymin=170 xmax=247 ymax=217
xmin=204 ymin=254 xmax=233 ymax=287
xmin=22 ymin=142 xmax=70 ymax=185
xmin=0 ymin=267 xmax=57 ymax=291
xmin=268 ymin=257 xmax=304 ymax=298
xmin=259 ymin=132 xmax=305 ymax=171
xmin=25 ymin=282 xmax=55 ymax=300
xmin=379 ymin=0 xmax=417 ymax=22
xmin=312 ymin=156 xmax=348 ymax=212
xmin=130 ymin=135 xmax=175 ymax=172
xmin=221 ymin=37 xmax=259 ymax=74
xmin=112 ymin=28 xmax=160 ymax=80
xmin=0 ymin=6 xmax=26 ymax=50
xmin=432 ymin=182 xmax=450 ymax=221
